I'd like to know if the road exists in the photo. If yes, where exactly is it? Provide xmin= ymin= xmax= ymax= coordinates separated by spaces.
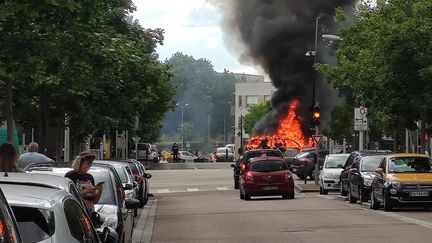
xmin=133 ymin=164 xmax=432 ymax=243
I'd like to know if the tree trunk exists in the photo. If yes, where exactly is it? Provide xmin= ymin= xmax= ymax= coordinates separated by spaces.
xmin=5 ymin=81 xmax=14 ymax=143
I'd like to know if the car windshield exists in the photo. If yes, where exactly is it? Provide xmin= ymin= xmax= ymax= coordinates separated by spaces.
xmin=12 ymin=206 xmax=55 ymax=243
xmin=113 ymin=166 xmax=128 ymax=183
xmin=325 ymin=155 xmax=348 ymax=168
xmin=89 ymin=170 xmax=115 ymax=205
xmin=250 ymin=161 xmax=288 ymax=172
xmin=388 ymin=157 xmax=432 ymax=173
xmin=361 ymin=155 xmax=385 ymax=172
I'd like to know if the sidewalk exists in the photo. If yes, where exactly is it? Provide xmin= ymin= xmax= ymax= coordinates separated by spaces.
xmin=132 ymin=199 xmax=158 ymax=243
xmin=294 ymin=179 xmax=320 ymax=193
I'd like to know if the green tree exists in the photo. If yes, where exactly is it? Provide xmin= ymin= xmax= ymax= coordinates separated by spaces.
xmin=318 ymin=0 xmax=432 ymax=151
xmin=243 ymin=102 xmax=272 ymax=135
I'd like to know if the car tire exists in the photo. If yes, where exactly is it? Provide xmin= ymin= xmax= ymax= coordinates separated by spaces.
xmin=320 ymin=186 xmax=328 ymax=195
xmin=245 ymin=194 xmax=251 ymax=200
xmin=181 ymin=159 xmax=186 ymax=163
xmin=340 ymin=182 xmax=348 ymax=196
xmin=309 ymin=169 xmax=315 ymax=180
xmin=234 ymin=179 xmax=239 ymax=189
xmin=297 ymin=173 xmax=305 ymax=180
xmin=360 ymin=188 xmax=369 ymax=202
xmin=424 ymin=204 xmax=431 ymax=211
xmin=240 ymin=190 xmax=244 ymax=200
xmin=383 ymin=191 xmax=393 ymax=212
xmin=370 ymin=190 xmax=380 ymax=210
xmin=286 ymin=191 xmax=295 ymax=199
xmin=348 ymin=187 xmax=356 ymax=204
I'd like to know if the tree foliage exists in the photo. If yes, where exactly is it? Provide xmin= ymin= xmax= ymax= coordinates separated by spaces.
xmin=318 ymin=0 xmax=432 ymax=148
xmin=243 ymin=102 xmax=272 ymax=135
xmin=0 ymin=0 xmax=174 ymax=156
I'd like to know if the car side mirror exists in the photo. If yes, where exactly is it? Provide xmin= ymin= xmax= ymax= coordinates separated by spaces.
xmin=124 ymin=183 xmax=133 ymax=190
xmin=350 ymin=168 xmax=358 ymax=172
xmin=319 ymin=165 xmax=323 ymax=170
xmin=375 ymin=168 xmax=384 ymax=176
xmin=99 ymin=227 xmax=119 ymax=243
xmin=125 ymin=198 xmax=140 ymax=209
xmin=145 ymin=173 xmax=152 ymax=179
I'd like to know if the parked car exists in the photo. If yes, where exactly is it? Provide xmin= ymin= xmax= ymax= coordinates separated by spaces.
xmin=347 ymin=155 xmax=387 ymax=203
xmin=340 ymin=150 xmax=393 ymax=196
xmin=282 ymin=148 xmax=301 ymax=169
xmin=25 ymin=162 xmax=139 ymax=243
xmin=290 ymin=150 xmax=329 ymax=180
xmin=119 ymin=159 xmax=152 ymax=207
xmin=239 ymin=156 xmax=294 ymax=200
xmin=371 ymin=153 xmax=432 ymax=211
xmin=319 ymin=153 xmax=350 ymax=195
xmin=130 ymin=143 xmax=160 ymax=162
xmin=193 ymin=155 xmax=210 ymax=162
xmin=0 ymin=186 xmax=22 ymax=243
xmin=231 ymin=149 xmax=283 ymax=189
xmin=215 ymin=147 xmax=235 ymax=162
xmin=0 ymin=182 xmax=117 ymax=243
xmin=177 ymin=151 xmax=198 ymax=163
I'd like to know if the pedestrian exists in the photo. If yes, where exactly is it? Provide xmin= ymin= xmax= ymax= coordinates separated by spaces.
xmin=18 ymin=142 xmax=53 ymax=169
xmin=0 ymin=143 xmax=23 ymax=172
xmin=172 ymin=143 xmax=179 ymax=162
xmin=65 ymin=151 xmax=103 ymax=213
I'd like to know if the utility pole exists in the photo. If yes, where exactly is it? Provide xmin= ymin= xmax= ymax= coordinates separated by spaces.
xmin=240 ymin=115 xmax=243 ymax=149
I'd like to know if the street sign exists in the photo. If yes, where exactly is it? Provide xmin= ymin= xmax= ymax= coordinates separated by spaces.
xmin=312 ymin=135 xmax=323 ymax=145
xmin=132 ymin=136 xmax=141 ymax=144
xmin=354 ymin=107 xmax=368 ymax=131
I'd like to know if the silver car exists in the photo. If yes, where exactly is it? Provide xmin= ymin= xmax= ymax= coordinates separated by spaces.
xmin=0 ymin=183 xmax=116 ymax=243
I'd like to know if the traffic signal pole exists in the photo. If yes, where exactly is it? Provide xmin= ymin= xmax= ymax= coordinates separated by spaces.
xmin=314 ymin=124 xmax=319 ymax=185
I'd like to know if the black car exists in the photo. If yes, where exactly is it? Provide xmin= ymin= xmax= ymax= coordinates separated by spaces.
xmin=346 ymin=155 xmax=387 ymax=203
xmin=290 ymin=150 xmax=329 ymax=180
xmin=340 ymin=150 xmax=393 ymax=196
xmin=231 ymin=149 xmax=283 ymax=189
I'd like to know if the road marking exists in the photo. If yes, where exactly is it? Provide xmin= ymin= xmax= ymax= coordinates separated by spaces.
xmin=186 ymin=188 xmax=199 ymax=192
xmin=318 ymin=194 xmax=432 ymax=230
xmin=132 ymin=199 xmax=158 ymax=243
xmin=157 ymin=189 xmax=169 ymax=193
xmin=216 ymin=187 xmax=229 ymax=191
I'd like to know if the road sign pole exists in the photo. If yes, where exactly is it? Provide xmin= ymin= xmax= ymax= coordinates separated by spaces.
xmin=315 ymin=125 xmax=319 ymax=185
xmin=359 ymin=131 xmax=364 ymax=150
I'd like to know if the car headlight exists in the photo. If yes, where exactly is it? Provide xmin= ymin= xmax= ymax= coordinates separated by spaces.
xmin=363 ymin=178 xmax=373 ymax=186
xmin=324 ymin=174 xmax=337 ymax=180
xmin=391 ymin=181 xmax=401 ymax=189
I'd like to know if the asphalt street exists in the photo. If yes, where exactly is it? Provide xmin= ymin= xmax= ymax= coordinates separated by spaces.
xmin=133 ymin=164 xmax=432 ymax=243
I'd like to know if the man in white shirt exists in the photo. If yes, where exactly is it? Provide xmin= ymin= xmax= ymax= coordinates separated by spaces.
xmin=18 ymin=142 xmax=53 ymax=169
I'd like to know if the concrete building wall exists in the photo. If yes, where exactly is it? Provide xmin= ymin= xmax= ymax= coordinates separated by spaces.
xmin=234 ymin=82 xmax=276 ymax=153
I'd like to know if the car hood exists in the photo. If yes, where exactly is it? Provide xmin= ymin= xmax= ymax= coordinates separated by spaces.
xmin=386 ymin=173 xmax=432 ymax=183
xmin=322 ymin=168 xmax=343 ymax=176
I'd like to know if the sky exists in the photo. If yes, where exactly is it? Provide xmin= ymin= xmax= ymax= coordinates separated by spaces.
xmin=132 ymin=0 xmax=259 ymax=75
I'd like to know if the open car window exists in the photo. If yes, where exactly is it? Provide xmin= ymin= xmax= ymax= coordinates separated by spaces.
xmin=12 ymin=206 xmax=55 ymax=243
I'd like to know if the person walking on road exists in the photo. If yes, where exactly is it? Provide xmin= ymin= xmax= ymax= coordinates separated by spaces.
xmin=172 ymin=143 xmax=179 ymax=162
xmin=18 ymin=142 xmax=53 ymax=169
xmin=0 ymin=143 xmax=23 ymax=172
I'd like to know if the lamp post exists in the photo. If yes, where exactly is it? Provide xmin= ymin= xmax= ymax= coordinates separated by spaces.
xmin=176 ymin=103 xmax=188 ymax=151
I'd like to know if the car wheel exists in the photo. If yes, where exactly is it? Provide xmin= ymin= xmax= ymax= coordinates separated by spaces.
xmin=320 ymin=186 xmax=328 ymax=195
xmin=309 ymin=169 xmax=316 ymax=180
xmin=240 ymin=190 xmax=244 ymax=199
xmin=244 ymin=193 xmax=251 ymax=200
xmin=424 ymin=204 xmax=431 ymax=211
xmin=360 ymin=188 xmax=369 ymax=202
xmin=348 ymin=187 xmax=356 ymax=204
xmin=297 ymin=173 xmax=305 ymax=180
xmin=234 ymin=179 xmax=239 ymax=189
xmin=371 ymin=190 xmax=380 ymax=210
xmin=286 ymin=191 xmax=295 ymax=199
xmin=340 ymin=182 xmax=348 ymax=196
xmin=383 ymin=191 xmax=393 ymax=212
xmin=181 ymin=159 xmax=185 ymax=163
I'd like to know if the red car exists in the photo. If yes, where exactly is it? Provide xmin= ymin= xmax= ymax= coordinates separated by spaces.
xmin=239 ymin=156 xmax=295 ymax=200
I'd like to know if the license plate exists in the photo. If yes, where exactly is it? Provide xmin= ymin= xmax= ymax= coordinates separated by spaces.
xmin=410 ymin=191 xmax=429 ymax=197
xmin=262 ymin=186 xmax=278 ymax=190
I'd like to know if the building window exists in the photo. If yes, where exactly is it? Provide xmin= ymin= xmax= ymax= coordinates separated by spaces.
xmin=238 ymin=96 xmax=243 ymax=108
xmin=246 ymin=96 xmax=258 ymax=107
xmin=264 ymin=95 xmax=271 ymax=102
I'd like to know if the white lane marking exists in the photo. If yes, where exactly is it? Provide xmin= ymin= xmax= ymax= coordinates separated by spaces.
xmin=157 ymin=189 xmax=169 ymax=193
xmin=318 ymin=194 xmax=432 ymax=230
xmin=186 ymin=188 xmax=199 ymax=192
xmin=216 ymin=187 xmax=229 ymax=191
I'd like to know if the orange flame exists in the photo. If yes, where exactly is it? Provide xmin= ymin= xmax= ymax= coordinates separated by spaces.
xmin=246 ymin=100 xmax=313 ymax=151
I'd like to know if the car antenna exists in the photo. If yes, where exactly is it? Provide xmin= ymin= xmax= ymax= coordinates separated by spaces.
xmin=4 ymin=148 xmax=8 ymax=177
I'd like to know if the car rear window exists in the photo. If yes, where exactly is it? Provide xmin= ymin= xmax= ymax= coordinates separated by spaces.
xmin=114 ymin=166 xmax=128 ymax=183
xmin=90 ymin=171 xmax=115 ymax=205
xmin=250 ymin=161 xmax=288 ymax=172
xmin=12 ymin=206 xmax=55 ymax=243
xmin=128 ymin=162 xmax=139 ymax=175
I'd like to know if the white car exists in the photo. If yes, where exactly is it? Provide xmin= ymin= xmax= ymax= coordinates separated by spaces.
xmin=178 ymin=151 xmax=198 ymax=163
xmin=319 ymin=154 xmax=350 ymax=195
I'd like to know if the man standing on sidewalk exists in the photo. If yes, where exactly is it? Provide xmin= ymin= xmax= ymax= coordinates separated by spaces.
xmin=18 ymin=142 xmax=53 ymax=169
xmin=172 ymin=143 xmax=179 ymax=162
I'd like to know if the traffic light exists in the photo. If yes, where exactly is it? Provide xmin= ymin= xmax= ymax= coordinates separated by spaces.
xmin=312 ymin=105 xmax=321 ymax=126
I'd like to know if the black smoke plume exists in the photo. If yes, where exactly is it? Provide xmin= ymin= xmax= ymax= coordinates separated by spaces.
xmin=213 ymin=0 xmax=356 ymax=136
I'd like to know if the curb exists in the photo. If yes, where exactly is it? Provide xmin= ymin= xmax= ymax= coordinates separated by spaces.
xmin=294 ymin=184 xmax=320 ymax=193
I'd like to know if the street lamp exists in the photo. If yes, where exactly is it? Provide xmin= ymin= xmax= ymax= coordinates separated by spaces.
xmin=176 ymin=103 xmax=189 ymax=150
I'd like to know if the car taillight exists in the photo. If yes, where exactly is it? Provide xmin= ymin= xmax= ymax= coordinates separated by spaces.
xmin=285 ymin=173 xmax=292 ymax=180
xmin=240 ymin=163 xmax=246 ymax=171
xmin=245 ymin=171 xmax=254 ymax=183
